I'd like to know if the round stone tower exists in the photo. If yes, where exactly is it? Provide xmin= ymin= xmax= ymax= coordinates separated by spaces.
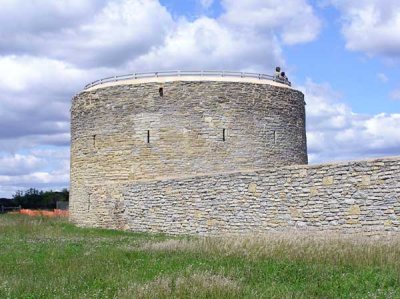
xmin=70 ymin=71 xmax=307 ymax=227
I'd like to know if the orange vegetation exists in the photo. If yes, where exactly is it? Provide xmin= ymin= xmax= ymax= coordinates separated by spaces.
xmin=18 ymin=209 xmax=69 ymax=218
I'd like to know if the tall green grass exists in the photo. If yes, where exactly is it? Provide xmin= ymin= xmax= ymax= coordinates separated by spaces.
xmin=0 ymin=214 xmax=399 ymax=298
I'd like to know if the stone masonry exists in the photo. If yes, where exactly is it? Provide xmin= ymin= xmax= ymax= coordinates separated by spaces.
xmin=123 ymin=156 xmax=400 ymax=235
xmin=70 ymin=76 xmax=400 ymax=235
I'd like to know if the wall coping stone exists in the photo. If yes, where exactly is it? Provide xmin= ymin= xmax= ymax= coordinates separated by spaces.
xmin=98 ymin=156 xmax=400 ymax=186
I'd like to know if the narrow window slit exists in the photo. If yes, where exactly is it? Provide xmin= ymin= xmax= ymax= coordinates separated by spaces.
xmin=147 ymin=130 xmax=150 ymax=143
xmin=223 ymin=128 xmax=226 ymax=142
xmin=87 ymin=194 xmax=91 ymax=211
xmin=159 ymin=87 xmax=164 ymax=97
xmin=93 ymin=135 xmax=96 ymax=148
xmin=273 ymin=131 xmax=277 ymax=144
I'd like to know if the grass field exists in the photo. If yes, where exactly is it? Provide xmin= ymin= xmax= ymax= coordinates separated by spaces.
xmin=0 ymin=214 xmax=399 ymax=298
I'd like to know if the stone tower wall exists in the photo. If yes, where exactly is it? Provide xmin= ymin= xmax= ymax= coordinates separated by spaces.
xmin=70 ymin=79 xmax=307 ymax=225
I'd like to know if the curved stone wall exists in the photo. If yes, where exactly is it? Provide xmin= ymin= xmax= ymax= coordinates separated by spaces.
xmin=70 ymin=78 xmax=307 ymax=225
xmin=123 ymin=156 xmax=400 ymax=235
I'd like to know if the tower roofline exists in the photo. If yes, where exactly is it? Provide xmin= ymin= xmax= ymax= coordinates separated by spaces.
xmin=84 ymin=70 xmax=293 ymax=92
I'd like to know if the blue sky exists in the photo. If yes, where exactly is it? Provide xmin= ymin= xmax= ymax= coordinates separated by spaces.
xmin=285 ymin=3 xmax=399 ymax=114
xmin=161 ymin=0 xmax=400 ymax=114
xmin=0 ymin=0 xmax=399 ymax=197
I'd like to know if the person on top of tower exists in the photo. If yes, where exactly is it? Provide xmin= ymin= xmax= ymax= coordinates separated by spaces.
xmin=280 ymin=71 xmax=288 ymax=81
xmin=275 ymin=67 xmax=281 ymax=79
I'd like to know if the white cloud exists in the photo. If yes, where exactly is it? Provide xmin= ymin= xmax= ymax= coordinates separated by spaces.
xmin=303 ymin=79 xmax=400 ymax=163
xmin=130 ymin=17 xmax=284 ymax=72
xmin=55 ymin=0 xmax=174 ymax=67
xmin=0 ymin=169 xmax=69 ymax=196
xmin=2 ymin=0 xmax=309 ymax=75
xmin=129 ymin=0 xmax=322 ymax=72
xmin=221 ymin=0 xmax=322 ymax=45
xmin=0 ymin=0 xmax=174 ymax=68
xmin=0 ymin=56 xmax=91 ymax=142
xmin=0 ymin=148 xmax=70 ymax=197
xmin=0 ymin=0 xmax=321 ymax=72
xmin=331 ymin=0 xmax=400 ymax=59
xmin=0 ymin=0 xmax=105 ymax=34
xmin=0 ymin=154 xmax=42 ymax=176
xmin=0 ymin=55 xmax=87 ymax=93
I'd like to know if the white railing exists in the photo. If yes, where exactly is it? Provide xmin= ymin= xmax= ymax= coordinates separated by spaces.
xmin=84 ymin=70 xmax=291 ymax=89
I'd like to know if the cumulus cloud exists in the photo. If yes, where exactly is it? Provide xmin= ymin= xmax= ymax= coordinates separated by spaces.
xmin=303 ymin=79 xmax=400 ymax=163
xmin=0 ymin=0 xmax=105 ymax=34
xmin=0 ymin=148 xmax=69 ymax=198
xmin=0 ymin=56 xmax=88 ymax=141
xmin=129 ymin=0 xmax=322 ymax=72
xmin=0 ymin=55 xmax=79 ymax=196
xmin=0 ymin=0 xmax=174 ymax=68
xmin=0 ymin=0 xmax=321 ymax=70
xmin=130 ymin=17 xmax=283 ymax=72
xmin=0 ymin=154 xmax=42 ymax=176
xmin=0 ymin=55 xmax=89 ymax=96
xmin=220 ymin=0 xmax=322 ymax=45
xmin=330 ymin=0 xmax=400 ymax=59
xmin=0 ymin=169 xmax=69 ymax=198
xmin=53 ymin=0 xmax=174 ymax=67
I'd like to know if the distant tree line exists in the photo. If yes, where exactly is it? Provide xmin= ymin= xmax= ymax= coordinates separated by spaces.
xmin=0 ymin=188 xmax=69 ymax=210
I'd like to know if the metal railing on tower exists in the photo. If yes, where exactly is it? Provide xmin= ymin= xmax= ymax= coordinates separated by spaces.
xmin=84 ymin=70 xmax=291 ymax=89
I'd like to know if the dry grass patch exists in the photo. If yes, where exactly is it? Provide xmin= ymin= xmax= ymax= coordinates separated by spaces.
xmin=140 ymin=239 xmax=196 ymax=252
xmin=140 ymin=231 xmax=400 ymax=270
xmin=119 ymin=271 xmax=242 ymax=299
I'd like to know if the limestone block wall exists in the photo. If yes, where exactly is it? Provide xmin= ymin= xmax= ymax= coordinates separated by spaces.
xmin=70 ymin=79 xmax=307 ymax=224
xmin=120 ymin=157 xmax=400 ymax=235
